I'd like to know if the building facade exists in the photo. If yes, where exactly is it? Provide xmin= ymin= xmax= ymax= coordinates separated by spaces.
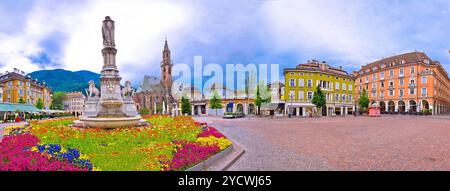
xmin=133 ymin=39 xmax=176 ymax=115
xmin=354 ymin=51 xmax=450 ymax=114
xmin=284 ymin=60 xmax=356 ymax=116
xmin=0 ymin=68 xmax=52 ymax=109
xmin=63 ymin=92 xmax=85 ymax=116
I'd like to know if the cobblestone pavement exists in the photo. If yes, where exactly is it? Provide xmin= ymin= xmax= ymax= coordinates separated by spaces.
xmin=195 ymin=115 xmax=450 ymax=171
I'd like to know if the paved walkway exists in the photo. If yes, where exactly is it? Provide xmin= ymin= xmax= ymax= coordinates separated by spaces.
xmin=195 ymin=115 xmax=450 ymax=171
xmin=195 ymin=117 xmax=331 ymax=171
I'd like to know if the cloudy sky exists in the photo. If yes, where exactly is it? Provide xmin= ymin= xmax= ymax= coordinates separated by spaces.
xmin=1 ymin=0 xmax=450 ymax=86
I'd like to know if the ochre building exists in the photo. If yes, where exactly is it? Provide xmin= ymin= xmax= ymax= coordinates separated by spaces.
xmin=354 ymin=51 xmax=450 ymax=114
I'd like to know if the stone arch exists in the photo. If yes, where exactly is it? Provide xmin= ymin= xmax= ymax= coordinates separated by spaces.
xmin=226 ymin=103 xmax=234 ymax=113
xmin=398 ymin=101 xmax=406 ymax=113
xmin=409 ymin=100 xmax=417 ymax=113
xmin=388 ymin=101 xmax=395 ymax=112
xmin=422 ymin=100 xmax=430 ymax=110
xmin=237 ymin=103 xmax=244 ymax=113
xmin=248 ymin=103 xmax=255 ymax=115
xmin=379 ymin=101 xmax=386 ymax=112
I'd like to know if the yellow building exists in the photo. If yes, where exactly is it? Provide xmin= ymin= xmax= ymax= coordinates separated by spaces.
xmin=0 ymin=68 xmax=52 ymax=109
xmin=284 ymin=60 xmax=356 ymax=116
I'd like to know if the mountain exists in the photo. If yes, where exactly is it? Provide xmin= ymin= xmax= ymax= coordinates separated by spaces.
xmin=28 ymin=69 xmax=100 ymax=93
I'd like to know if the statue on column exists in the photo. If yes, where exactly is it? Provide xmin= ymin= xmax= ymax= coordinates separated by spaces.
xmin=102 ymin=16 xmax=115 ymax=48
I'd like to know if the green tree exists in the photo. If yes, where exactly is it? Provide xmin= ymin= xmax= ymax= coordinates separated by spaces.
xmin=50 ymin=92 xmax=66 ymax=110
xmin=358 ymin=88 xmax=369 ymax=113
xmin=181 ymin=95 xmax=192 ymax=115
xmin=209 ymin=90 xmax=223 ymax=116
xmin=311 ymin=86 xmax=326 ymax=115
xmin=36 ymin=98 xmax=44 ymax=110
xmin=255 ymin=81 xmax=271 ymax=115
xmin=139 ymin=108 xmax=150 ymax=115
xmin=18 ymin=97 xmax=25 ymax=104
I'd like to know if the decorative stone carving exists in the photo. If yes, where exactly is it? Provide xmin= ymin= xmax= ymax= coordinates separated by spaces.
xmin=85 ymin=80 xmax=100 ymax=98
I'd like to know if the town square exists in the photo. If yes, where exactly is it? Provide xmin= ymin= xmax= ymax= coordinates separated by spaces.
xmin=0 ymin=0 xmax=450 ymax=173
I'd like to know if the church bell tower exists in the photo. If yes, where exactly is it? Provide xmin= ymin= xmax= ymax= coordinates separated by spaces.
xmin=161 ymin=38 xmax=173 ymax=95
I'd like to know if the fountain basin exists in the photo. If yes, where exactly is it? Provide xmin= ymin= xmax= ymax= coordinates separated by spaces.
xmin=74 ymin=116 xmax=147 ymax=128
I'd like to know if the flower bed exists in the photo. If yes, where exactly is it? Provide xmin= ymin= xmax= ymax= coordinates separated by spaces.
xmin=0 ymin=116 xmax=231 ymax=171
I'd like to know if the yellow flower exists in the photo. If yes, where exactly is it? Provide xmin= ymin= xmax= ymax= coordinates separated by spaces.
xmin=196 ymin=136 xmax=232 ymax=150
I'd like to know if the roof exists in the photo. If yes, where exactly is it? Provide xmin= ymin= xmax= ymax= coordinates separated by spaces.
xmin=135 ymin=75 xmax=164 ymax=93
xmin=360 ymin=51 xmax=432 ymax=72
xmin=260 ymin=103 xmax=282 ymax=111
xmin=285 ymin=60 xmax=353 ymax=78
xmin=0 ymin=103 xmax=40 ymax=112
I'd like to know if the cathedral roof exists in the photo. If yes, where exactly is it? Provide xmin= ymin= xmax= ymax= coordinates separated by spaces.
xmin=135 ymin=75 xmax=164 ymax=93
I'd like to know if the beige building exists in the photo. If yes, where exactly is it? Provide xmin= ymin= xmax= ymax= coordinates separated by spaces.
xmin=0 ymin=68 xmax=52 ymax=109
xmin=63 ymin=92 xmax=85 ymax=116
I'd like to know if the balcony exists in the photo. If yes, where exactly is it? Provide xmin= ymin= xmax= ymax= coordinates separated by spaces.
xmin=399 ymin=73 xmax=404 ymax=77
xmin=419 ymin=71 xmax=432 ymax=76
xmin=408 ymin=83 xmax=416 ymax=88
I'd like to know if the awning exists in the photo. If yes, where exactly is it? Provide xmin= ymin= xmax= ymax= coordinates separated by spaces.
xmin=260 ymin=103 xmax=281 ymax=111
xmin=0 ymin=103 xmax=40 ymax=112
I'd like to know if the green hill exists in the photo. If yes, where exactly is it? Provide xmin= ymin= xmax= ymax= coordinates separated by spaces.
xmin=29 ymin=69 xmax=100 ymax=93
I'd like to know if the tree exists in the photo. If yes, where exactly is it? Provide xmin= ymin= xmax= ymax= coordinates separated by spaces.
xmin=50 ymin=92 xmax=66 ymax=110
xmin=36 ymin=98 xmax=44 ymax=110
xmin=139 ymin=108 xmax=150 ymax=115
xmin=209 ymin=90 xmax=223 ymax=116
xmin=18 ymin=97 xmax=25 ymax=104
xmin=311 ymin=86 xmax=326 ymax=115
xmin=181 ymin=96 xmax=192 ymax=115
xmin=358 ymin=88 xmax=369 ymax=113
xmin=255 ymin=81 xmax=271 ymax=115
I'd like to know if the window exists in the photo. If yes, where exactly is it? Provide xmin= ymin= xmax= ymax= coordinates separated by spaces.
xmin=290 ymin=72 xmax=295 ymax=76
xmin=389 ymin=70 xmax=394 ymax=77
xmin=389 ymin=80 xmax=394 ymax=87
xmin=372 ymin=73 xmax=377 ymax=81
xmin=372 ymin=92 xmax=376 ymax=97
xmin=399 ymin=68 xmax=404 ymax=77
xmin=399 ymin=89 xmax=404 ymax=97
xmin=348 ymin=95 xmax=352 ymax=102
xmin=307 ymin=92 xmax=313 ymax=100
xmin=410 ymin=67 xmax=415 ymax=74
xmin=349 ymin=85 xmax=353 ymax=91
xmin=421 ymin=76 xmax=427 ymax=84
xmin=381 ymin=81 xmax=385 ymax=88
xmin=289 ymin=79 xmax=295 ymax=87
xmin=365 ymin=76 xmax=369 ymax=82
xmin=307 ymin=79 xmax=313 ymax=87
xmin=399 ymin=78 xmax=404 ymax=86
xmin=343 ymin=83 xmax=347 ymax=91
xmin=7 ymin=81 xmax=12 ymax=87
xmin=335 ymin=94 xmax=340 ymax=102
xmin=335 ymin=82 xmax=340 ymax=90
xmin=372 ymin=83 xmax=376 ymax=89
xmin=380 ymin=72 xmax=385 ymax=80
xmin=380 ymin=91 xmax=385 ymax=98
xmin=389 ymin=89 xmax=394 ymax=96
xmin=299 ymin=79 xmax=304 ymax=87
xmin=342 ymin=94 xmax=346 ymax=102
xmin=410 ymin=77 xmax=415 ymax=84
xmin=409 ymin=88 xmax=415 ymax=95
xmin=299 ymin=91 xmax=304 ymax=100
xmin=421 ymin=88 xmax=427 ymax=96
xmin=289 ymin=91 xmax=295 ymax=100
